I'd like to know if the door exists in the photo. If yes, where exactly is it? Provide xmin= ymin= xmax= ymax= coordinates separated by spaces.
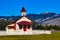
xmin=23 ymin=25 xmax=27 ymax=31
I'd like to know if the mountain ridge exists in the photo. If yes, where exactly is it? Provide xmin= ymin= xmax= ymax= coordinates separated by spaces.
xmin=0 ymin=12 xmax=60 ymax=26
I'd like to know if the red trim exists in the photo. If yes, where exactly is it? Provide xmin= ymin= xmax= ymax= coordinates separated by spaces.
xmin=17 ymin=21 xmax=32 ymax=25
xmin=14 ymin=23 xmax=16 ymax=30
xmin=23 ymin=28 xmax=27 ymax=31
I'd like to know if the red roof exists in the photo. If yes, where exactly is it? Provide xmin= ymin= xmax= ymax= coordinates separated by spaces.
xmin=21 ymin=7 xmax=26 ymax=12
xmin=17 ymin=21 xmax=32 ymax=25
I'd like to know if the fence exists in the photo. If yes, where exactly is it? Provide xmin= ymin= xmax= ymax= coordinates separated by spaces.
xmin=0 ymin=30 xmax=51 ymax=36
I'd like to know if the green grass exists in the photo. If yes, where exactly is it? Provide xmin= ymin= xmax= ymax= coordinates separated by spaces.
xmin=0 ymin=32 xmax=60 ymax=40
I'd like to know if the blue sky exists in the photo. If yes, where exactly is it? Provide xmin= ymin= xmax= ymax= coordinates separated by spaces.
xmin=0 ymin=0 xmax=60 ymax=16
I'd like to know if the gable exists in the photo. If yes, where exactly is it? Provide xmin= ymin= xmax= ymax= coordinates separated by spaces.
xmin=16 ymin=17 xmax=31 ymax=23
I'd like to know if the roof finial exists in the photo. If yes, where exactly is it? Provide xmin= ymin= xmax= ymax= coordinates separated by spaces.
xmin=21 ymin=7 xmax=26 ymax=12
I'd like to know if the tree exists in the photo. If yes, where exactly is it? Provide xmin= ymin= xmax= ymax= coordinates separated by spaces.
xmin=53 ymin=25 xmax=60 ymax=30
xmin=32 ymin=21 xmax=39 ymax=29
xmin=0 ymin=18 xmax=8 ymax=30
xmin=8 ymin=18 xmax=15 ymax=25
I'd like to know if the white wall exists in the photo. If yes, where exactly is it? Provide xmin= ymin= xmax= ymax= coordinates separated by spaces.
xmin=0 ymin=30 xmax=51 ymax=36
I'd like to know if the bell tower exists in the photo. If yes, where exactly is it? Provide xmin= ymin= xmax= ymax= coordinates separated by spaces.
xmin=21 ymin=7 xmax=26 ymax=16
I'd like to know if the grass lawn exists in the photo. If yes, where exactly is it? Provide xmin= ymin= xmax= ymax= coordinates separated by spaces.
xmin=0 ymin=32 xmax=60 ymax=40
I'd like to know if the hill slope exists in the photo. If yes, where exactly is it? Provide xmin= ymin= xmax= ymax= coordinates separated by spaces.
xmin=0 ymin=12 xmax=60 ymax=26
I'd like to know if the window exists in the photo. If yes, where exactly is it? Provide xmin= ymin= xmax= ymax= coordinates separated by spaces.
xmin=8 ymin=26 xmax=14 ymax=29
xmin=28 ymin=25 xmax=30 ymax=29
xmin=19 ymin=25 xmax=22 ymax=29
xmin=23 ymin=25 xmax=26 ymax=31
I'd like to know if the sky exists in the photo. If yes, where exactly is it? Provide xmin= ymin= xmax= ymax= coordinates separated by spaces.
xmin=0 ymin=0 xmax=60 ymax=16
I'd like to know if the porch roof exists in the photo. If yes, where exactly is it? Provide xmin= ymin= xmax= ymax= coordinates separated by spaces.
xmin=17 ymin=21 xmax=32 ymax=25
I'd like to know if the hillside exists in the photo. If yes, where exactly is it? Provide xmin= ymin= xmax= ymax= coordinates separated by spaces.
xmin=0 ymin=12 xmax=60 ymax=26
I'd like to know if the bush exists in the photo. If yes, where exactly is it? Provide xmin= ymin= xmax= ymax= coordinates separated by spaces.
xmin=35 ymin=24 xmax=60 ymax=30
